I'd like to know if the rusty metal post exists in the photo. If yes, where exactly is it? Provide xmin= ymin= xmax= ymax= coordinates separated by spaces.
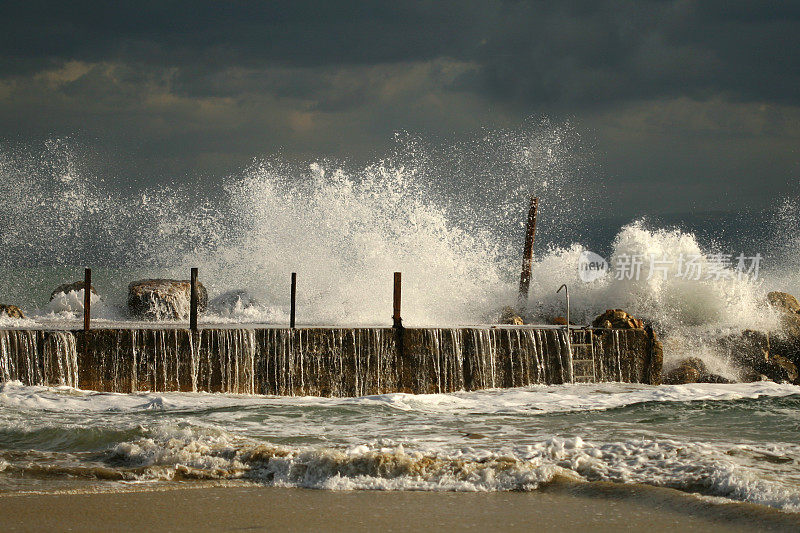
xmin=290 ymin=272 xmax=297 ymax=329
xmin=518 ymin=196 xmax=539 ymax=307
xmin=83 ymin=268 xmax=91 ymax=331
xmin=190 ymin=267 xmax=198 ymax=332
xmin=557 ymin=283 xmax=570 ymax=331
xmin=393 ymin=272 xmax=402 ymax=328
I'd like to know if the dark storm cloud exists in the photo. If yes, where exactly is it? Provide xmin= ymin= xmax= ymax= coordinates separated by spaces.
xmin=0 ymin=1 xmax=797 ymax=215
xmin=0 ymin=2 xmax=472 ymax=69
xmin=1 ymin=1 xmax=797 ymax=105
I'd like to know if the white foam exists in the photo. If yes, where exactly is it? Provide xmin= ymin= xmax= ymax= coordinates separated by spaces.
xmin=528 ymin=221 xmax=780 ymax=330
xmin=2 ymin=381 xmax=799 ymax=510
xmin=0 ymin=315 xmax=37 ymax=328
xmin=70 ymin=426 xmax=800 ymax=509
xmin=1 ymin=380 xmax=797 ymax=415
xmin=524 ymin=220 xmax=796 ymax=374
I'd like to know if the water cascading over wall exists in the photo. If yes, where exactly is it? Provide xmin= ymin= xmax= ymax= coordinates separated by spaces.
xmin=0 ymin=330 xmax=79 ymax=387
xmin=0 ymin=327 xmax=661 ymax=395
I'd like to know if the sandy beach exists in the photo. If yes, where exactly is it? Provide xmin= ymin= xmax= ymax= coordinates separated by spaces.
xmin=1 ymin=482 xmax=799 ymax=532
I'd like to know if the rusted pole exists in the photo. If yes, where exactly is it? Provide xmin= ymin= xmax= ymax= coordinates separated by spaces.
xmin=518 ymin=196 xmax=539 ymax=307
xmin=190 ymin=267 xmax=198 ymax=332
xmin=557 ymin=284 xmax=570 ymax=331
xmin=290 ymin=272 xmax=297 ymax=329
xmin=83 ymin=268 xmax=91 ymax=331
xmin=393 ymin=272 xmax=403 ymax=328
xmin=392 ymin=272 xmax=406 ymax=377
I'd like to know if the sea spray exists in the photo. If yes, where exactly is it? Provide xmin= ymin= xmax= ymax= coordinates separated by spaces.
xmin=0 ymin=123 xmax=594 ymax=325
xmin=1 ymin=130 xmax=799 ymax=378
xmin=527 ymin=221 xmax=778 ymax=330
xmin=199 ymin=160 xmax=513 ymax=325
xmin=525 ymin=220 xmax=795 ymax=374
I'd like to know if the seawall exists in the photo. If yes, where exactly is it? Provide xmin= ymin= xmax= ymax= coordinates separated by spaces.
xmin=0 ymin=327 xmax=662 ymax=395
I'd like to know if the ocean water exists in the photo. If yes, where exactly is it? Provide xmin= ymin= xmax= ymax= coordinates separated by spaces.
xmin=1 ymin=126 xmax=799 ymax=515
xmin=1 ymin=380 xmax=799 ymax=514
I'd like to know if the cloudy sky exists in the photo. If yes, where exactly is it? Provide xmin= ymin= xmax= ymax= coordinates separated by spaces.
xmin=0 ymin=1 xmax=797 ymax=216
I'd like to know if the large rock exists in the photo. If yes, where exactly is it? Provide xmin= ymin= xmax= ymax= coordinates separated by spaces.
xmin=664 ymin=357 xmax=705 ymax=384
xmin=209 ymin=290 xmax=260 ymax=316
xmin=0 ymin=304 xmax=25 ymax=319
xmin=663 ymin=357 xmax=734 ymax=385
xmin=770 ymin=354 xmax=799 ymax=383
xmin=761 ymin=291 xmax=800 ymax=377
xmin=499 ymin=306 xmax=524 ymax=325
xmin=718 ymin=330 xmax=798 ymax=384
xmin=779 ymin=314 xmax=800 ymax=339
xmin=128 ymin=279 xmax=208 ymax=320
xmin=767 ymin=291 xmax=800 ymax=315
xmin=50 ymin=281 xmax=97 ymax=301
xmin=766 ymin=291 xmax=800 ymax=335
xmin=592 ymin=309 xmax=644 ymax=329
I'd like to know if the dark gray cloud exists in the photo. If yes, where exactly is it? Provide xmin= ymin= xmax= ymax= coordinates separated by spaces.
xmin=0 ymin=1 xmax=797 ymax=215
xmin=2 ymin=1 xmax=797 ymax=104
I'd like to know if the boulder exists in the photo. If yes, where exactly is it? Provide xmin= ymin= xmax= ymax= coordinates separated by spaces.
xmin=698 ymin=374 xmax=735 ymax=384
xmin=0 ymin=304 xmax=25 ymax=319
xmin=50 ymin=281 xmax=97 ymax=301
xmin=766 ymin=291 xmax=800 ymax=341
xmin=499 ymin=306 xmax=524 ymax=325
xmin=210 ymin=290 xmax=260 ymax=315
xmin=128 ymin=279 xmax=208 ymax=320
xmin=770 ymin=354 xmax=799 ymax=383
xmin=767 ymin=291 xmax=800 ymax=315
xmin=663 ymin=357 xmax=734 ymax=385
xmin=758 ymin=291 xmax=800 ymax=377
xmin=782 ymin=315 xmax=800 ymax=338
xmin=718 ymin=329 xmax=798 ymax=384
xmin=592 ymin=309 xmax=644 ymax=329
xmin=771 ymin=328 xmax=800 ymax=371
xmin=664 ymin=357 xmax=705 ymax=384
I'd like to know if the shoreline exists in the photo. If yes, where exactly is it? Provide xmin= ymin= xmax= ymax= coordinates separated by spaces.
xmin=1 ymin=482 xmax=798 ymax=532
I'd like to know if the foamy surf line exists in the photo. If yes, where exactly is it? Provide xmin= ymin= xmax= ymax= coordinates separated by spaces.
xmin=1 ymin=381 xmax=798 ymax=414
xmin=1 ymin=383 xmax=800 ymax=511
xmin=3 ymin=427 xmax=799 ymax=513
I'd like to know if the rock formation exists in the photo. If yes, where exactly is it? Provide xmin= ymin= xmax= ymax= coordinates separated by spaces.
xmin=767 ymin=291 xmax=800 ymax=314
xmin=767 ymin=291 xmax=800 ymax=339
xmin=128 ymin=279 xmax=208 ymax=320
xmin=50 ymin=281 xmax=97 ymax=301
xmin=663 ymin=357 xmax=733 ymax=385
xmin=499 ymin=306 xmax=524 ymax=325
xmin=0 ymin=304 xmax=25 ymax=319
xmin=764 ymin=291 xmax=800 ymax=382
xmin=592 ymin=309 xmax=644 ymax=329
xmin=718 ymin=329 xmax=798 ymax=384
xmin=210 ymin=290 xmax=260 ymax=315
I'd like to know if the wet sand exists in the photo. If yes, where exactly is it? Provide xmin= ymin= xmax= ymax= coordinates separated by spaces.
xmin=1 ymin=482 xmax=798 ymax=532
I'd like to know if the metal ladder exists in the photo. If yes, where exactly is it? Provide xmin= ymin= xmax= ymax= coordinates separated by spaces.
xmin=570 ymin=329 xmax=597 ymax=383
xmin=556 ymin=284 xmax=597 ymax=383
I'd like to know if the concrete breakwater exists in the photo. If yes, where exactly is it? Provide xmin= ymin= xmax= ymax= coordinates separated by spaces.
xmin=0 ymin=327 xmax=662 ymax=395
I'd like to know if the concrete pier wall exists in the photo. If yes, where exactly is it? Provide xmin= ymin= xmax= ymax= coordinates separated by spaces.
xmin=0 ymin=327 xmax=662 ymax=395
